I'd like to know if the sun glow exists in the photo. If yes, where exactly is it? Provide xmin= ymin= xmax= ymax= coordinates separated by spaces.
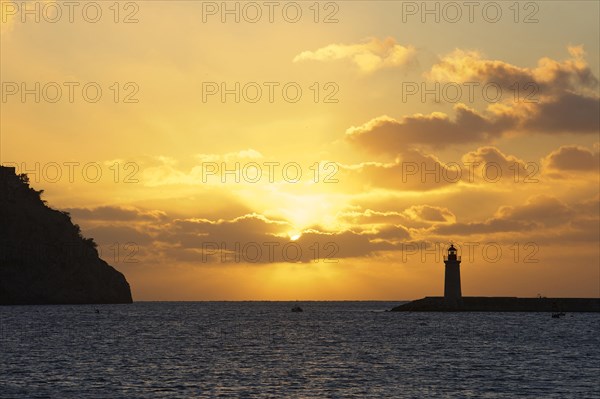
xmin=289 ymin=232 xmax=302 ymax=241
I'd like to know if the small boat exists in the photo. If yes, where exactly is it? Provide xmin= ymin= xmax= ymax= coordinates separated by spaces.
xmin=551 ymin=301 xmax=565 ymax=318
xmin=291 ymin=305 xmax=303 ymax=312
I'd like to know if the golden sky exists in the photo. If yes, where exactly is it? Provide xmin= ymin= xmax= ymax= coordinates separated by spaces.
xmin=1 ymin=0 xmax=599 ymax=300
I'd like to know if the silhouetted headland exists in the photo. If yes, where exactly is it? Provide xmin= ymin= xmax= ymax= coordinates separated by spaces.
xmin=0 ymin=166 xmax=132 ymax=305
xmin=392 ymin=244 xmax=599 ymax=312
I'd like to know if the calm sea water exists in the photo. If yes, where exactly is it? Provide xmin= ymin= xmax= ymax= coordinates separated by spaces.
xmin=1 ymin=302 xmax=599 ymax=398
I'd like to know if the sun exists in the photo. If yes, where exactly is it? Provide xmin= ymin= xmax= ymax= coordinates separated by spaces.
xmin=289 ymin=232 xmax=302 ymax=241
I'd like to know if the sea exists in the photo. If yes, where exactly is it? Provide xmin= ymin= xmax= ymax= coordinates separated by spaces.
xmin=1 ymin=302 xmax=599 ymax=398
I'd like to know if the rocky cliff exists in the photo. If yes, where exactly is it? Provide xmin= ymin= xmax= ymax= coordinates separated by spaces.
xmin=0 ymin=166 xmax=132 ymax=304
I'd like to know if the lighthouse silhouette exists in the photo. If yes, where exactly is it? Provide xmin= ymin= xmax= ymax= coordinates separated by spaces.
xmin=444 ymin=244 xmax=462 ymax=307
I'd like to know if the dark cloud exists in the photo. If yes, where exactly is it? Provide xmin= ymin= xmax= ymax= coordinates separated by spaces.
xmin=428 ymin=47 xmax=598 ymax=96
xmin=60 ymin=202 xmax=420 ymax=265
xmin=338 ymin=148 xmax=465 ymax=191
xmin=433 ymin=195 xmax=575 ymax=236
xmin=86 ymin=225 xmax=155 ymax=246
xmin=544 ymin=145 xmax=599 ymax=172
xmin=346 ymin=104 xmax=510 ymax=151
xmin=338 ymin=205 xmax=454 ymax=228
xmin=461 ymin=146 xmax=532 ymax=183
xmin=337 ymin=145 xmax=535 ymax=192
xmin=126 ymin=213 xmax=414 ymax=264
xmin=524 ymin=93 xmax=599 ymax=134
xmin=371 ymin=224 xmax=412 ymax=241
xmin=66 ymin=206 xmax=168 ymax=222
xmin=347 ymin=48 xmax=599 ymax=151
xmin=407 ymin=205 xmax=455 ymax=223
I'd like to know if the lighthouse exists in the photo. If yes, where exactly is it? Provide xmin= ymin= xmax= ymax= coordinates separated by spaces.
xmin=444 ymin=244 xmax=462 ymax=307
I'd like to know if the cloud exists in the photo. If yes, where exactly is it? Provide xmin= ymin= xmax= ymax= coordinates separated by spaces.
xmin=433 ymin=195 xmax=575 ymax=236
xmin=431 ymin=195 xmax=600 ymax=247
xmin=404 ymin=205 xmax=455 ymax=223
xmin=461 ymin=146 xmax=532 ymax=183
xmin=427 ymin=46 xmax=598 ymax=95
xmin=293 ymin=37 xmax=416 ymax=73
xmin=370 ymin=224 xmax=412 ymax=241
xmin=543 ymin=145 xmax=599 ymax=172
xmin=337 ymin=205 xmax=455 ymax=234
xmin=523 ymin=92 xmax=599 ymax=134
xmin=65 ymin=206 xmax=168 ymax=222
xmin=155 ymin=214 xmax=409 ymax=264
xmin=427 ymin=46 xmax=599 ymax=134
xmin=346 ymin=95 xmax=598 ymax=150
xmin=70 ymin=206 xmax=418 ymax=265
xmin=345 ymin=105 xmax=511 ymax=150
xmin=86 ymin=225 xmax=155 ymax=246
xmin=335 ymin=145 xmax=540 ymax=193
xmin=346 ymin=47 xmax=599 ymax=151
xmin=337 ymin=209 xmax=410 ymax=226
xmin=141 ymin=150 xmax=266 ymax=187
xmin=494 ymin=195 xmax=574 ymax=227
xmin=163 ymin=213 xmax=291 ymax=246
xmin=337 ymin=148 xmax=464 ymax=191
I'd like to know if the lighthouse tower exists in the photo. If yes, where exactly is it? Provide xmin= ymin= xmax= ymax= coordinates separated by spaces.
xmin=444 ymin=244 xmax=462 ymax=307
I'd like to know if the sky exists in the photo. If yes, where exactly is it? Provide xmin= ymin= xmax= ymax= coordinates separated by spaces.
xmin=1 ymin=0 xmax=599 ymax=300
